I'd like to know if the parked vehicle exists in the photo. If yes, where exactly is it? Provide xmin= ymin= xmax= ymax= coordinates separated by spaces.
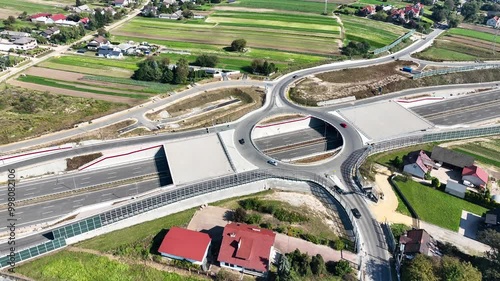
xmin=402 ymin=66 xmax=413 ymax=73
xmin=267 ymin=160 xmax=278 ymax=166
xmin=340 ymin=123 xmax=347 ymax=128
xmin=239 ymin=138 xmax=245 ymax=145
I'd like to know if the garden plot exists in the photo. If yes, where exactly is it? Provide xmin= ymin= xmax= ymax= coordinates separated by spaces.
xmin=340 ymin=15 xmax=407 ymax=48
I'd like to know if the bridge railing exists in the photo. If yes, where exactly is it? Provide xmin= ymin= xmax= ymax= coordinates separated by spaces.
xmin=0 ymin=169 xmax=364 ymax=267
xmin=412 ymin=64 xmax=500 ymax=79
xmin=373 ymin=30 xmax=415 ymax=55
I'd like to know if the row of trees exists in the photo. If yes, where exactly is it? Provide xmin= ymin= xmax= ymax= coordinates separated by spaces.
xmin=250 ymin=59 xmax=278 ymax=75
xmin=402 ymin=254 xmax=482 ymax=281
xmin=276 ymin=249 xmax=354 ymax=281
xmin=342 ymin=40 xmax=371 ymax=57
xmin=132 ymin=57 xmax=194 ymax=84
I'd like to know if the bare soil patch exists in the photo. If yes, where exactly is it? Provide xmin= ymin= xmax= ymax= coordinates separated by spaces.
xmin=10 ymin=80 xmax=137 ymax=104
xmin=292 ymin=151 xmax=336 ymax=164
xmin=0 ymin=8 xmax=16 ymax=19
xmin=459 ymin=23 xmax=498 ymax=35
xmin=291 ymin=62 xmax=500 ymax=104
xmin=26 ymin=67 xmax=85 ymax=81
xmin=66 ymin=153 xmax=103 ymax=171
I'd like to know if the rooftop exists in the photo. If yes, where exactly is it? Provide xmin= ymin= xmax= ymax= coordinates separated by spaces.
xmin=431 ymin=146 xmax=475 ymax=168
xmin=399 ymin=229 xmax=431 ymax=256
xmin=217 ymin=223 xmax=276 ymax=273
xmin=462 ymin=165 xmax=489 ymax=184
xmin=158 ymin=227 xmax=211 ymax=262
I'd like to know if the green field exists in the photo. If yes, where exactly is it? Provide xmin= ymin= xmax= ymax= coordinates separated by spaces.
xmin=394 ymin=177 xmax=488 ymax=231
xmin=18 ymin=75 xmax=151 ymax=100
xmin=340 ymin=15 xmax=407 ymax=48
xmin=415 ymin=27 xmax=500 ymax=61
xmin=451 ymin=139 xmax=500 ymax=168
xmin=222 ymin=0 xmax=346 ymax=14
xmin=0 ymin=0 xmax=67 ymax=15
xmin=16 ymin=250 xmax=204 ymax=281
xmin=114 ymin=13 xmax=340 ymax=57
xmin=77 ymin=208 xmax=196 ymax=254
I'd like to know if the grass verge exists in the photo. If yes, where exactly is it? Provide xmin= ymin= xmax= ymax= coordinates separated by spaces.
xmin=393 ymin=177 xmax=488 ymax=231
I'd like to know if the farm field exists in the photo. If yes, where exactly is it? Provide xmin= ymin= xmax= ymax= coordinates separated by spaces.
xmin=340 ymin=15 xmax=407 ymax=48
xmin=0 ymin=85 xmax=127 ymax=145
xmin=415 ymin=27 xmax=500 ymax=61
xmin=221 ymin=0 xmax=353 ymax=14
xmin=393 ymin=177 xmax=488 ymax=231
xmin=16 ymin=250 xmax=205 ymax=281
xmin=114 ymin=14 xmax=340 ymax=55
xmin=15 ymin=55 xmax=177 ymax=104
xmin=112 ymin=11 xmax=339 ymax=71
xmin=451 ymin=138 xmax=500 ymax=168
xmin=0 ymin=0 xmax=68 ymax=16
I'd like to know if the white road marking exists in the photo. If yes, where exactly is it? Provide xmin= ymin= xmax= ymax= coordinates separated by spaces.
xmin=108 ymin=176 xmax=117 ymax=180
xmin=80 ymin=181 xmax=90 ymax=185
xmin=42 ymin=211 xmax=53 ymax=215
xmin=26 ymin=187 xmax=37 ymax=191
xmin=73 ymin=198 xmax=85 ymax=203
xmin=24 ymin=192 xmax=35 ymax=196
xmin=81 ymin=177 xmax=91 ymax=180
xmin=53 ymin=186 xmax=64 ymax=190
xmin=42 ymin=205 xmax=54 ymax=209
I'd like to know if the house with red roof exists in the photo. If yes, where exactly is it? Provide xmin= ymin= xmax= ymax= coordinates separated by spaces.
xmin=403 ymin=150 xmax=436 ymax=179
xmin=158 ymin=227 xmax=211 ymax=269
xmin=487 ymin=16 xmax=500 ymax=28
xmin=361 ymin=5 xmax=376 ymax=16
xmin=50 ymin=14 xmax=67 ymax=22
xmin=29 ymin=13 xmax=51 ymax=20
xmin=217 ymin=223 xmax=276 ymax=277
xmin=391 ymin=9 xmax=407 ymax=23
xmin=404 ymin=3 xmax=423 ymax=19
xmin=462 ymin=165 xmax=489 ymax=188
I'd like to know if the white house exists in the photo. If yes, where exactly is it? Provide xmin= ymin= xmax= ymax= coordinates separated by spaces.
xmin=403 ymin=150 xmax=435 ymax=179
xmin=87 ymin=35 xmax=110 ymax=51
xmin=487 ymin=16 xmax=500 ymax=28
xmin=0 ymin=37 xmax=37 ymax=51
xmin=159 ymin=10 xmax=183 ymax=20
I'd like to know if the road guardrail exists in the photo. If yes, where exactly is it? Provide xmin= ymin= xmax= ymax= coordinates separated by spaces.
xmin=373 ymin=30 xmax=415 ymax=55
xmin=413 ymin=64 xmax=500 ymax=79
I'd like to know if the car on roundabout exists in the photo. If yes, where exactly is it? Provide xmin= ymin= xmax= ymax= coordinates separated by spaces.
xmin=267 ymin=160 xmax=278 ymax=166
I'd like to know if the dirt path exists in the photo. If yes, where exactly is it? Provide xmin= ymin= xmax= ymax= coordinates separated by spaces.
xmin=331 ymin=13 xmax=345 ymax=48
xmin=369 ymin=166 xmax=413 ymax=225
xmin=66 ymin=246 xmax=212 ymax=280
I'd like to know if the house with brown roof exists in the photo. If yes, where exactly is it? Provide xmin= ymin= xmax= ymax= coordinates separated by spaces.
xmin=158 ymin=227 xmax=211 ymax=270
xmin=87 ymin=35 xmax=110 ymax=51
xmin=403 ymin=150 xmax=436 ymax=178
xmin=217 ymin=223 xmax=276 ymax=277
xmin=399 ymin=229 xmax=433 ymax=258
xmin=431 ymin=146 xmax=475 ymax=169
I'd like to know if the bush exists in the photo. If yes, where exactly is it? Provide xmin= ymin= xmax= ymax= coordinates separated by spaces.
xmin=194 ymin=54 xmax=219 ymax=67
xmin=233 ymin=207 xmax=247 ymax=223
xmin=335 ymin=260 xmax=353 ymax=276
xmin=230 ymin=39 xmax=246 ymax=52
xmin=431 ymin=177 xmax=441 ymax=189
xmin=245 ymin=213 xmax=262 ymax=225
xmin=239 ymin=198 xmax=262 ymax=210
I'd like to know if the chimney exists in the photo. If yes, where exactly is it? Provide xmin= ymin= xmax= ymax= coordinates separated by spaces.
xmin=229 ymin=233 xmax=236 ymax=238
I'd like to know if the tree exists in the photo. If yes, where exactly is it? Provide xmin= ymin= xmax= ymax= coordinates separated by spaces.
xmin=18 ymin=11 xmax=28 ymax=20
xmin=182 ymin=9 xmax=194 ymax=18
xmin=448 ymin=14 xmax=463 ymax=28
xmin=174 ymin=58 xmax=189 ymax=84
xmin=230 ymin=38 xmax=246 ymax=52
xmin=161 ymin=68 xmax=174 ymax=83
xmin=335 ymin=260 xmax=352 ymax=277
xmin=96 ymin=27 xmax=109 ymax=37
xmin=6 ymin=16 xmax=16 ymax=24
xmin=233 ymin=207 xmax=247 ymax=223
xmin=431 ymin=177 xmax=441 ymax=188
xmin=310 ymin=254 xmax=326 ymax=276
xmin=276 ymin=254 xmax=292 ymax=281
xmin=76 ymin=0 xmax=85 ymax=6
xmin=461 ymin=1 xmax=479 ymax=22
xmin=440 ymin=256 xmax=481 ymax=281
xmin=478 ymin=228 xmax=500 ymax=264
xmin=251 ymin=59 xmax=263 ymax=73
xmin=334 ymin=239 xmax=345 ymax=251
xmin=401 ymin=254 xmax=438 ymax=281
xmin=194 ymin=54 xmax=219 ymax=67
xmin=431 ymin=6 xmax=449 ymax=22
xmin=444 ymin=0 xmax=455 ymax=10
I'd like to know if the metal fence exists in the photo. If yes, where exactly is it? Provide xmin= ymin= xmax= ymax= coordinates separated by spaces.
xmin=0 ymin=169 xmax=364 ymax=268
xmin=413 ymin=64 xmax=500 ymax=79
xmin=0 ymin=238 xmax=66 ymax=268
xmin=373 ymin=30 xmax=415 ymax=55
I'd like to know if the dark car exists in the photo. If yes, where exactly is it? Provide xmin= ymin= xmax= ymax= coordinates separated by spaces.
xmin=267 ymin=160 xmax=278 ymax=166
xmin=292 ymin=75 xmax=297 ymax=78
xmin=352 ymin=208 xmax=361 ymax=219
xmin=340 ymin=123 xmax=347 ymax=128
xmin=239 ymin=138 xmax=245 ymax=145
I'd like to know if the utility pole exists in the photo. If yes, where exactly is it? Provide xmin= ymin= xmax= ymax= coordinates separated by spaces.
xmin=324 ymin=0 xmax=328 ymax=15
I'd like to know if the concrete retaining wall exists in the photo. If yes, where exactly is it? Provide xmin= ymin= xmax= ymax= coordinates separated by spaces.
xmin=253 ymin=116 xmax=322 ymax=139
xmin=79 ymin=144 xmax=163 ymax=171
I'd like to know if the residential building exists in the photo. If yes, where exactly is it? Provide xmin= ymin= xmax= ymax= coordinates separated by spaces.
xmin=391 ymin=9 xmax=406 ymax=23
xmin=484 ymin=208 xmax=500 ymax=231
xmin=0 ymin=31 xmax=30 ymax=39
xmin=97 ymin=46 xmax=123 ymax=59
xmin=157 ymin=227 xmax=211 ymax=269
xmin=117 ymin=42 xmax=137 ymax=54
xmin=55 ymin=20 xmax=78 ymax=26
xmin=79 ymin=17 xmax=90 ymax=26
xmin=49 ymin=14 xmax=67 ymax=22
xmin=462 ymin=165 xmax=488 ymax=188
xmin=361 ymin=5 xmax=376 ymax=16
xmin=399 ymin=229 xmax=433 ymax=258
xmin=74 ymin=4 xmax=92 ymax=14
xmin=102 ymin=7 xmax=117 ymax=16
xmin=404 ymin=3 xmax=423 ymax=19
xmin=87 ymin=35 xmax=110 ymax=50
xmin=29 ymin=13 xmax=51 ymax=21
xmin=445 ymin=180 xmax=467 ymax=198
xmin=0 ymin=37 xmax=37 ymax=51
xmin=217 ymin=223 xmax=276 ymax=277
xmin=41 ymin=27 xmax=60 ymax=39
xmin=487 ymin=16 xmax=500 ymax=28
xmin=159 ymin=10 xmax=183 ymax=20
xmin=403 ymin=150 xmax=435 ymax=178
xmin=430 ymin=146 xmax=475 ymax=168
xmin=114 ymin=0 xmax=129 ymax=7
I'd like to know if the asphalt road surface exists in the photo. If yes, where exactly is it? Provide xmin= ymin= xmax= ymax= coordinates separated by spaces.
xmin=2 ymin=160 xmax=169 ymax=202
xmin=411 ymin=90 xmax=500 ymax=125
xmin=268 ymin=139 xmax=342 ymax=160
xmin=0 ymin=176 xmax=170 ymax=235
